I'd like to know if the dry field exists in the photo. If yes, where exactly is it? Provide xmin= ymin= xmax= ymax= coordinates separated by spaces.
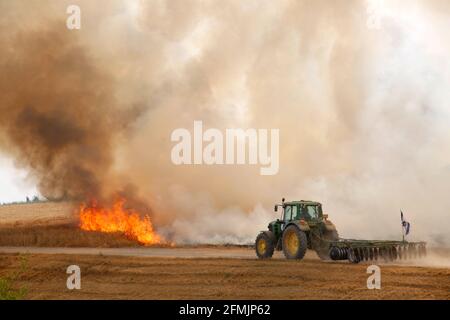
xmin=0 ymin=202 xmax=449 ymax=300
xmin=0 ymin=201 xmax=75 ymax=225
xmin=0 ymin=202 xmax=141 ymax=247
xmin=0 ymin=224 xmax=141 ymax=247
xmin=0 ymin=252 xmax=449 ymax=300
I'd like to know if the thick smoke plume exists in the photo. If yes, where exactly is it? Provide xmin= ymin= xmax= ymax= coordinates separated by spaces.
xmin=0 ymin=0 xmax=449 ymax=245
xmin=0 ymin=26 xmax=117 ymax=200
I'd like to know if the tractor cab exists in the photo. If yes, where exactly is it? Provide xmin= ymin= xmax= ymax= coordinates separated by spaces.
xmin=275 ymin=199 xmax=324 ymax=224
xmin=269 ymin=199 xmax=327 ymax=239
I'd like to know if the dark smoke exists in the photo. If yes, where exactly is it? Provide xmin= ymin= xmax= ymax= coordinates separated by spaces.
xmin=0 ymin=25 xmax=124 ymax=201
xmin=0 ymin=1 xmax=449 ymax=246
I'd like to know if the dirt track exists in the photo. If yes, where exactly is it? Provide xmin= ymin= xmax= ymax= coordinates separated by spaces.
xmin=1 ymin=248 xmax=449 ymax=300
xmin=0 ymin=246 xmax=259 ymax=259
xmin=1 ymin=246 xmax=449 ymax=267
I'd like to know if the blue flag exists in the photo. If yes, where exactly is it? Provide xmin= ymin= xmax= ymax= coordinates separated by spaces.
xmin=401 ymin=211 xmax=411 ymax=235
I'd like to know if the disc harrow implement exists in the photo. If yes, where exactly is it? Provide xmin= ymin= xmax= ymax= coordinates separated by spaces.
xmin=328 ymin=240 xmax=427 ymax=264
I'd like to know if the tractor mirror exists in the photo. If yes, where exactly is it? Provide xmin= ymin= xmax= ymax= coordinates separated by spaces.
xmin=274 ymin=205 xmax=278 ymax=212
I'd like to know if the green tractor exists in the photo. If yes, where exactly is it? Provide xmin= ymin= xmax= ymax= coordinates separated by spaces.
xmin=255 ymin=199 xmax=427 ymax=263
xmin=255 ymin=198 xmax=338 ymax=260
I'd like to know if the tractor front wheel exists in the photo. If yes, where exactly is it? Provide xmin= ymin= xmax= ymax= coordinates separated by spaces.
xmin=282 ymin=226 xmax=308 ymax=260
xmin=255 ymin=231 xmax=275 ymax=259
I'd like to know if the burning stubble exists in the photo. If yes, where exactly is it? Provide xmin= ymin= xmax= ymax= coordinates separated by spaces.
xmin=1 ymin=1 xmax=450 ymax=245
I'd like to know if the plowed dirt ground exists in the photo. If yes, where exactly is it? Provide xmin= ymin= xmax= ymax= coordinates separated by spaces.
xmin=0 ymin=250 xmax=449 ymax=300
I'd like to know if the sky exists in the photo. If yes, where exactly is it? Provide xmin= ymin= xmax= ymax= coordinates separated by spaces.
xmin=0 ymin=154 xmax=39 ymax=203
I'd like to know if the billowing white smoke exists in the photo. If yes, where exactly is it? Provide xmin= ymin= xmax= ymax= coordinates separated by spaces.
xmin=1 ymin=0 xmax=450 ymax=245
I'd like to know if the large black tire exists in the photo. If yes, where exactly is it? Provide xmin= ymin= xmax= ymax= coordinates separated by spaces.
xmin=315 ymin=230 xmax=339 ymax=261
xmin=282 ymin=225 xmax=308 ymax=260
xmin=255 ymin=231 xmax=275 ymax=259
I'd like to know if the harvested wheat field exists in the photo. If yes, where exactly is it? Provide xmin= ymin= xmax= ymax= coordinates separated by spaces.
xmin=0 ymin=201 xmax=75 ymax=225
xmin=0 ymin=202 xmax=449 ymax=300
xmin=0 ymin=202 xmax=142 ymax=247
xmin=0 ymin=252 xmax=449 ymax=300
xmin=0 ymin=224 xmax=142 ymax=248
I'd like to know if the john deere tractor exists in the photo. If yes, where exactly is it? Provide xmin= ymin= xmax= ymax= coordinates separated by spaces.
xmin=255 ymin=199 xmax=427 ymax=263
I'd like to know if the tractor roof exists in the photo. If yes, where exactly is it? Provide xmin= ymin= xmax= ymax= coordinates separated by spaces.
xmin=285 ymin=200 xmax=322 ymax=206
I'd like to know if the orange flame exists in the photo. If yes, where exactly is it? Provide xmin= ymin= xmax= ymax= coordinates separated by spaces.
xmin=79 ymin=199 xmax=162 ymax=245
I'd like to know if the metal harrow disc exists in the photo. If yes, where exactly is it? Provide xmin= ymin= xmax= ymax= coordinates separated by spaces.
xmin=392 ymin=246 xmax=398 ymax=261
xmin=414 ymin=245 xmax=419 ymax=258
xmin=347 ymin=248 xmax=360 ymax=264
xmin=402 ymin=245 xmax=408 ymax=260
xmin=418 ymin=244 xmax=427 ymax=258
xmin=408 ymin=244 xmax=416 ymax=259
xmin=329 ymin=247 xmax=348 ymax=260
xmin=381 ymin=248 xmax=389 ymax=263
xmin=398 ymin=246 xmax=405 ymax=260
xmin=365 ymin=248 xmax=369 ymax=260
xmin=356 ymin=248 xmax=362 ymax=261
xmin=386 ymin=248 xmax=391 ymax=262
xmin=361 ymin=248 xmax=367 ymax=261
xmin=369 ymin=248 xmax=374 ymax=260
xmin=388 ymin=247 xmax=394 ymax=262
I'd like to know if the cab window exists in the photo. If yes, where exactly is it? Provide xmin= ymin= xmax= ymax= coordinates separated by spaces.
xmin=305 ymin=205 xmax=320 ymax=220
xmin=291 ymin=206 xmax=298 ymax=220
xmin=284 ymin=206 xmax=292 ymax=221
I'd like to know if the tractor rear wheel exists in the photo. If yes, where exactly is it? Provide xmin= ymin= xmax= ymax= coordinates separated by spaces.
xmin=315 ymin=230 xmax=339 ymax=261
xmin=282 ymin=225 xmax=308 ymax=260
xmin=255 ymin=231 xmax=275 ymax=259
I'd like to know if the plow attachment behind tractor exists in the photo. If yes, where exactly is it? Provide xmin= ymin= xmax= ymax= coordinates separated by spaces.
xmin=327 ymin=239 xmax=427 ymax=264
